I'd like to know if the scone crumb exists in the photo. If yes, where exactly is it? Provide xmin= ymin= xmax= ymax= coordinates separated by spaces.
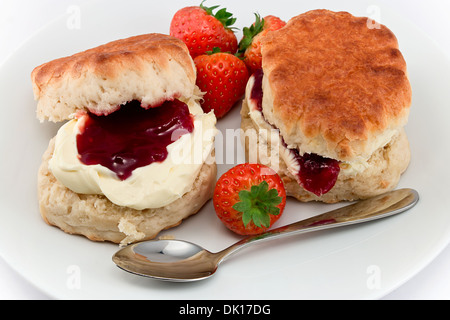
xmin=118 ymin=217 xmax=145 ymax=246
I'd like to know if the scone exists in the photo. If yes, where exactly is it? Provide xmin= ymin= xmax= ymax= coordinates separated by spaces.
xmin=240 ymin=10 xmax=412 ymax=203
xmin=32 ymin=34 xmax=217 ymax=245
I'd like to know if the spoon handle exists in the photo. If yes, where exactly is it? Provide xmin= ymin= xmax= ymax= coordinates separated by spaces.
xmin=216 ymin=188 xmax=419 ymax=263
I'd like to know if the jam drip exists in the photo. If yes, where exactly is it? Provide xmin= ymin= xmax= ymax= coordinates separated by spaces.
xmin=77 ymin=100 xmax=194 ymax=181
xmin=250 ymin=69 xmax=340 ymax=196
xmin=251 ymin=69 xmax=264 ymax=112
xmin=292 ymin=150 xmax=340 ymax=196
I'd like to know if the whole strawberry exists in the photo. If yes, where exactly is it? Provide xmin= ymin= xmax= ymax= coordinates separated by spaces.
xmin=194 ymin=48 xmax=249 ymax=118
xmin=238 ymin=14 xmax=286 ymax=74
xmin=213 ymin=163 xmax=286 ymax=235
xmin=170 ymin=1 xmax=238 ymax=59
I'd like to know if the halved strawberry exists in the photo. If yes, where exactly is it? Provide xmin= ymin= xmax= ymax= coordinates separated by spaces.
xmin=170 ymin=1 xmax=238 ymax=58
xmin=213 ymin=163 xmax=286 ymax=235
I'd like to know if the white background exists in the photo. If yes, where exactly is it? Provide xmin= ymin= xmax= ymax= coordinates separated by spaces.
xmin=0 ymin=0 xmax=449 ymax=300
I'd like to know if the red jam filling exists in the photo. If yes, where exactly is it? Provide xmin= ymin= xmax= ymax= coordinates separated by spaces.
xmin=250 ymin=69 xmax=340 ymax=196
xmin=293 ymin=151 xmax=340 ymax=196
xmin=251 ymin=69 xmax=264 ymax=112
xmin=76 ymin=99 xmax=194 ymax=181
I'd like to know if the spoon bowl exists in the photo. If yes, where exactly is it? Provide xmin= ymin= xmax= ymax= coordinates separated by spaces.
xmin=113 ymin=239 xmax=219 ymax=281
xmin=113 ymin=188 xmax=419 ymax=282
xmin=133 ymin=239 xmax=204 ymax=263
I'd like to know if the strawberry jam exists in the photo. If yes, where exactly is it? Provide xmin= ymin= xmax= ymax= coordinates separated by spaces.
xmin=250 ymin=69 xmax=340 ymax=196
xmin=76 ymin=100 xmax=194 ymax=181
xmin=250 ymin=69 xmax=264 ymax=112
xmin=293 ymin=151 xmax=340 ymax=196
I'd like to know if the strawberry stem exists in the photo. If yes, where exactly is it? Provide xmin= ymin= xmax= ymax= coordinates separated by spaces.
xmin=232 ymin=181 xmax=282 ymax=229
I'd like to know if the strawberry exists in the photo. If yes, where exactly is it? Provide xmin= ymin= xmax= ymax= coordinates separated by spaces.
xmin=238 ymin=14 xmax=286 ymax=74
xmin=194 ymin=48 xmax=249 ymax=118
xmin=170 ymin=1 xmax=238 ymax=59
xmin=213 ymin=163 xmax=286 ymax=235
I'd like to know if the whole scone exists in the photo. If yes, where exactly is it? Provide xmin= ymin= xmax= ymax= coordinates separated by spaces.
xmin=240 ymin=10 xmax=412 ymax=202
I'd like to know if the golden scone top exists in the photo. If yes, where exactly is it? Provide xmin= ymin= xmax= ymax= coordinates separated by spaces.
xmin=32 ymin=33 xmax=195 ymax=92
xmin=260 ymin=9 xmax=412 ymax=161
xmin=31 ymin=33 xmax=197 ymax=122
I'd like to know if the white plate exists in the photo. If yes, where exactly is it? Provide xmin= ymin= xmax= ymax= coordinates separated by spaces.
xmin=0 ymin=0 xmax=449 ymax=300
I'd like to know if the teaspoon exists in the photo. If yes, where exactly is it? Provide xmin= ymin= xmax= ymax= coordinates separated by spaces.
xmin=112 ymin=188 xmax=419 ymax=282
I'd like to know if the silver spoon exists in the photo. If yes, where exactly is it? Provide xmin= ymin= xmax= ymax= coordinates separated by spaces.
xmin=112 ymin=188 xmax=419 ymax=282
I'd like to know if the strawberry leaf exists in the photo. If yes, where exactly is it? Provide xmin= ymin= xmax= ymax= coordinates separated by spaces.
xmin=232 ymin=197 xmax=251 ymax=212
xmin=232 ymin=181 xmax=282 ymax=229
xmin=200 ymin=0 xmax=238 ymax=30
xmin=238 ymin=13 xmax=265 ymax=53
xmin=205 ymin=47 xmax=223 ymax=55
xmin=241 ymin=208 xmax=252 ymax=227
